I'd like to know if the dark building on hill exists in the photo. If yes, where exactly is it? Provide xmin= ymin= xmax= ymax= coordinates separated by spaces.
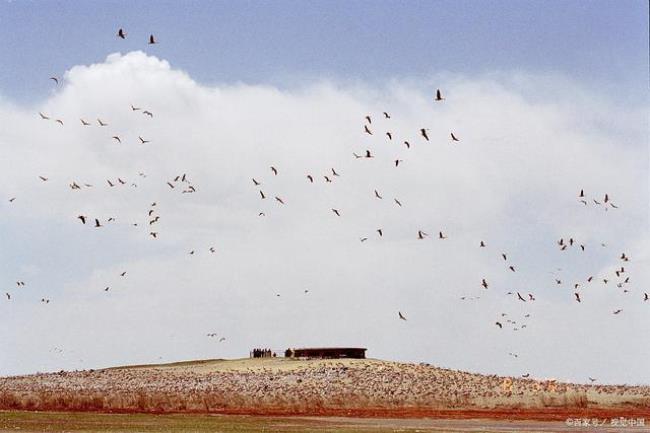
xmin=284 ymin=347 xmax=367 ymax=359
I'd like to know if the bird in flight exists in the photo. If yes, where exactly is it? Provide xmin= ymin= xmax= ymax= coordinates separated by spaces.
xmin=574 ymin=292 xmax=581 ymax=303
xmin=374 ymin=190 xmax=382 ymax=199
xmin=117 ymin=28 xmax=126 ymax=39
xmin=481 ymin=279 xmax=488 ymax=289
xmin=38 ymin=176 xmax=48 ymax=182
xmin=450 ymin=132 xmax=460 ymax=142
xmin=516 ymin=292 xmax=526 ymax=302
xmin=331 ymin=208 xmax=341 ymax=217
xmin=383 ymin=112 xmax=391 ymax=119
xmin=306 ymin=175 xmax=314 ymax=183
xmin=80 ymin=119 xmax=91 ymax=126
xmin=365 ymin=115 xmax=371 ymax=124
xmin=271 ymin=166 xmax=278 ymax=175
xmin=394 ymin=198 xmax=402 ymax=207
xmin=138 ymin=136 xmax=150 ymax=144
xmin=644 ymin=293 xmax=648 ymax=301
xmin=435 ymin=89 xmax=445 ymax=101
xmin=417 ymin=230 xmax=428 ymax=240
xmin=77 ymin=215 xmax=87 ymax=224
xmin=275 ymin=196 xmax=285 ymax=204
xmin=50 ymin=77 xmax=59 ymax=85
xmin=420 ymin=128 xmax=429 ymax=141
xmin=386 ymin=132 xmax=393 ymax=140
xmin=112 ymin=136 xmax=121 ymax=143
xmin=398 ymin=311 xmax=407 ymax=321
xmin=143 ymin=110 xmax=153 ymax=117
xmin=495 ymin=321 xmax=502 ymax=328
xmin=97 ymin=118 xmax=107 ymax=126
xmin=480 ymin=241 xmax=486 ymax=247
xmin=331 ymin=168 xmax=340 ymax=177
xmin=149 ymin=34 xmax=157 ymax=44
xmin=94 ymin=219 xmax=102 ymax=228
xmin=120 ymin=271 xmax=127 ymax=277
xmin=252 ymin=178 xmax=260 ymax=186
xmin=377 ymin=228 xmax=383 ymax=237
xmin=613 ymin=309 xmax=622 ymax=315
xmin=438 ymin=231 xmax=447 ymax=239
xmin=39 ymin=112 xmax=50 ymax=120
xmin=364 ymin=125 xmax=372 ymax=135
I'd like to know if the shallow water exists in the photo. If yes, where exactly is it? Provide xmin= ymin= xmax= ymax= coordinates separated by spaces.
xmin=1 ymin=412 xmax=648 ymax=433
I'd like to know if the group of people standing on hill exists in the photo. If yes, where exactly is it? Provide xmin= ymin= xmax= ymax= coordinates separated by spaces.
xmin=250 ymin=348 xmax=275 ymax=358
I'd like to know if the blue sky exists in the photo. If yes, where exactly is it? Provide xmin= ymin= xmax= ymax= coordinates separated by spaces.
xmin=0 ymin=1 xmax=647 ymax=104
xmin=0 ymin=1 xmax=648 ymax=382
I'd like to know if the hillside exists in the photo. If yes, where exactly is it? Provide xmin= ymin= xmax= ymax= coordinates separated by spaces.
xmin=1 ymin=358 xmax=648 ymax=419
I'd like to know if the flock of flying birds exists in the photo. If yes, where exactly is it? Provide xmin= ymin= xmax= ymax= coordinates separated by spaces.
xmin=3 ymin=27 xmax=648 ymax=375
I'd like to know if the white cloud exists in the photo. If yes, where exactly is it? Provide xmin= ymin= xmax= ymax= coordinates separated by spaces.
xmin=0 ymin=51 xmax=647 ymax=384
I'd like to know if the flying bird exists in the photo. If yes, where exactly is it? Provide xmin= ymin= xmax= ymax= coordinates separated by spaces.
xmin=97 ymin=118 xmax=107 ymax=126
xmin=275 ymin=196 xmax=285 ymax=204
xmin=252 ymin=178 xmax=260 ymax=186
xmin=417 ymin=230 xmax=428 ymax=240
xmin=420 ymin=128 xmax=429 ymax=141
xmin=149 ymin=34 xmax=157 ymax=44
xmin=38 ymin=176 xmax=48 ymax=182
xmin=495 ymin=322 xmax=502 ymax=328
xmin=517 ymin=292 xmax=526 ymax=302
xmin=438 ymin=231 xmax=447 ymax=239
xmin=435 ymin=89 xmax=444 ymax=101
xmin=77 ymin=215 xmax=87 ymax=224
xmin=80 ymin=118 xmax=91 ymax=126
xmin=480 ymin=241 xmax=486 ymax=248
xmin=374 ymin=190 xmax=382 ymax=199
xmin=143 ymin=110 xmax=153 ymax=117
xmin=271 ymin=166 xmax=278 ymax=175
xmin=377 ymin=229 xmax=383 ymax=237
xmin=138 ymin=136 xmax=150 ymax=144
xmin=398 ymin=311 xmax=407 ymax=321
xmin=50 ymin=77 xmax=59 ymax=84
xmin=112 ymin=136 xmax=121 ymax=143
xmin=450 ymin=132 xmax=460 ymax=142
xmin=481 ymin=279 xmax=488 ymax=289
xmin=365 ymin=115 xmax=371 ymax=124
xmin=364 ymin=125 xmax=373 ymax=135
xmin=394 ymin=198 xmax=402 ymax=207
xmin=94 ymin=219 xmax=102 ymax=228
xmin=331 ymin=208 xmax=341 ymax=217
xmin=117 ymin=28 xmax=126 ymax=39
xmin=306 ymin=175 xmax=314 ymax=183
xmin=39 ymin=112 xmax=50 ymax=120
xmin=386 ymin=132 xmax=392 ymax=140
xmin=574 ymin=292 xmax=581 ymax=303
xmin=383 ymin=112 xmax=391 ymax=119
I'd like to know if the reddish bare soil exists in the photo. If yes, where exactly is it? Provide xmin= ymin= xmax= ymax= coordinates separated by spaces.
xmin=1 ymin=358 xmax=648 ymax=420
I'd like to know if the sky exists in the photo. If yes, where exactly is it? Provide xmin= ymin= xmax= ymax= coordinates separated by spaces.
xmin=0 ymin=1 xmax=649 ymax=384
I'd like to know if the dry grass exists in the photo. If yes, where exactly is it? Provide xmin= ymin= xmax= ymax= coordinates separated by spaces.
xmin=0 ymin=358 xmax=648 ymax=416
